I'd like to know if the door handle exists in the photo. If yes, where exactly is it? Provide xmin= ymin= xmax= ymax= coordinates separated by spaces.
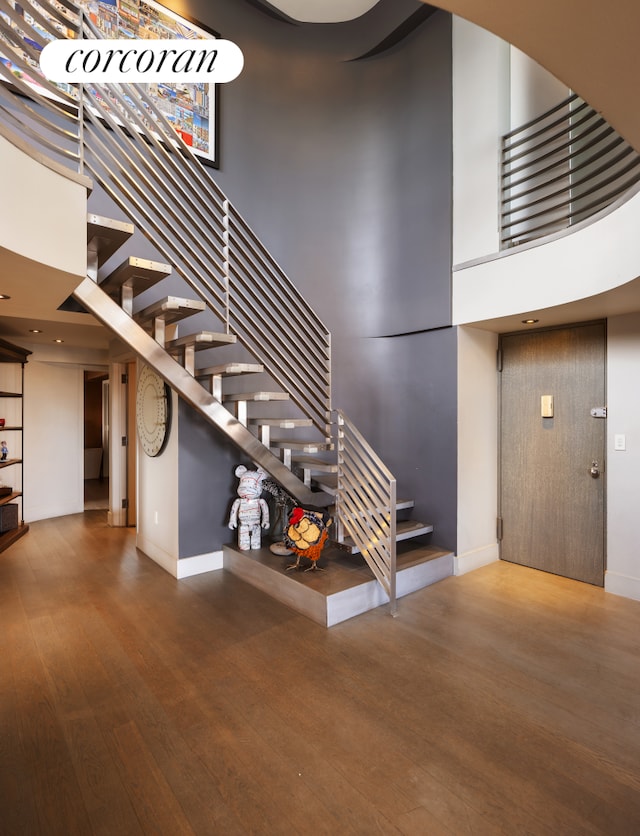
xmin=590 ymin=460 xmax=600 ymax=478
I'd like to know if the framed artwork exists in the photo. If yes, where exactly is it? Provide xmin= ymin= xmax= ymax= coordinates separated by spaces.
xmin=0 ymin=0 xmax=220 ymax=166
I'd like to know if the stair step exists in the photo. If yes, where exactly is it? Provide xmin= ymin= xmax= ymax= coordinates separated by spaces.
xmin=292 ymin=456 xmax=338 ymax=474
xmin=196 ymin=362 xmax=264 ymax=378
xmin=310 ymin=473 xmax=415 ymax=510
xmin=99 ymin=256 xmax=172 ymax=299
xmin=87 ymin=214 xmax=134 ymax=268
xmin=134 ymin=296 xmax=206 ymax=328
xmin=166 ymin=331 xmax=237 ymax=352
xmin=341 ymin=520 xmax=434 ymax=554
xmin=311 ymin=474 xmax=338 ymax=495
xmin=396 ymin=520 xmax=433 ymax=540
xmin=223 ymin=391 xmax=290 ymax=402
xmin=270 ymin=440 xmax=333 ymax=453
xmin=249 ymin=418 xmax=313 ymax=429
xmin=396 ymin=498 xmax=415 ymax=511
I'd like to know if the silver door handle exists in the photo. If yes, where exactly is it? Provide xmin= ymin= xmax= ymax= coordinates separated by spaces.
xmin=590 ymin=461 xmax=600 ymax=478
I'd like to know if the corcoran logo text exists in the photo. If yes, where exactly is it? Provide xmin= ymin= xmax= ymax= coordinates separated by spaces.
xmin=40 ymin=39 xmax=244 ymax=84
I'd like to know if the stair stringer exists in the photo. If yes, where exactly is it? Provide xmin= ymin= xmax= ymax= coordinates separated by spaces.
xmin=73 ymin=277 xmax=331 ymax=508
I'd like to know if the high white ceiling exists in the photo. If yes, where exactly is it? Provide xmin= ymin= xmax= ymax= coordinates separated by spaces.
xmin=263 ymin=0 xmax=382 ymax=23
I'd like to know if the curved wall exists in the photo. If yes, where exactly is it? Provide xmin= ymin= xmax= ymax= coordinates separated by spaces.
xmin=0 ymin=135 xmax=86 ymax=280
xmin=453 ymin=189 xmax=640 ymax=326
xmin=451 ymin=17 xmax=640 ymax=602
xmin=426 ymin=0 xmax=640 ymax=153
xmin=165 ymin=1 xmax=458 ymax=554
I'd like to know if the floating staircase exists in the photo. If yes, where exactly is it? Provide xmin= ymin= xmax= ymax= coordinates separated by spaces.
xmin=76 ymin=213 xmax=449 ymax=619
xmin=0 ymin=0 xmax=453 ymax=620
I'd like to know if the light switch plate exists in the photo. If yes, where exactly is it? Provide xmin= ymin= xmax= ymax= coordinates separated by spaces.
xmin=614 ymin=434 xmax=626 ymax=451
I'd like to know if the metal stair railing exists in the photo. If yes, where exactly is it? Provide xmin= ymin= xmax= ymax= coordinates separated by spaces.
xmin=72 ymin=275 xmax=327 ymax=506
xmin=0 ymin=0 xmax=89 ymax=187
xmin=0 ymin=0 xmax=331 ymax=436
xmin=0 ymin=0 xmax=400 ymax=607
xmin=78 ymin=13 xmax=331 ymax=437
xmin=334 ymin=410 xmax=397 ymax=615
xmin=501 ymin=92 xmax=640 ymax=248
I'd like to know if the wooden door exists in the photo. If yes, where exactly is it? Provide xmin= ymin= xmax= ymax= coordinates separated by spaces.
xmin=499 ymin=322 xmax=606 ymax=586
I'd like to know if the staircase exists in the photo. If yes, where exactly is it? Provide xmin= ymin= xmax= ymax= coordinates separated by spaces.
xmin=0 ymin=0 xmax=454 ymax=618
xmin=79 ymin=212 xmax=451 ymax=618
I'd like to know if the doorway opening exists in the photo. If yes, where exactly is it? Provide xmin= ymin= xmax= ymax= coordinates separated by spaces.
xmin=84 ymin=370 xmax=109 ymax=510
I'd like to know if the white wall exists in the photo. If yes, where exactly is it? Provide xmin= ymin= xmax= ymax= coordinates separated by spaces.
xmin=452 ymin=17 xmax=510 ymax=265
xmin=21 ymin=345 xmax=109 ymax=522
xmin=606 ymin=313 xmax=640 ymax=600
xmin=453 ymin=187 xmax=640 ymax=326
xmin=452 ymin=19 xmax=570 ymax=269
xmin=136 ymin=366 xmax=180 ymax=576
xmin=0 ymin=135 xmax=86 ymax=278
xmin=456 ymin=326 xmax=499 ymax=573
xmin=509 ymin=47 xmax=569 ymax=129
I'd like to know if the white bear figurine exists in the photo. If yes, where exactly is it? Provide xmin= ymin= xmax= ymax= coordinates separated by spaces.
xmin=228 ymin=465 xmax=270 ymax=550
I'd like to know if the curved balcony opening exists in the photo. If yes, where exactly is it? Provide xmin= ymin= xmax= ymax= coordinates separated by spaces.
xmin=501 ymin=93 xmax=640 ymax=249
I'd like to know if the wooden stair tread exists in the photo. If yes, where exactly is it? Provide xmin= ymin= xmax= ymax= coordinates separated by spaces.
xmin=396 ymin=520 xmax=433 ymax=539
xmin=87 ymin=214 xmax=134 ymax=268
xmin=196 ymin=362 xmax=264 ymax=377
xmin=311 ymin=474 xmax=414 ymax=510
xmin=311 ymin=474 xmax=338 ymax=495
xmin=340 ymin=520 xmax=434 ymax=554
xmin=223 ymin=391 xmax=290 ymax=402
xmin=134 ymin=296 xmax=205 ymax=327
xmin=270 ymin=440 xmax=332 ymax=452
xmin=249 ymin=418 xmax=313 ymax=428
xmin=166 ymin=331 xmax=237 ymax=351
xmin=99 ymin=256 xmax=172 ymax=298
xmin=292 ymin=456 xmax=338 ymax=473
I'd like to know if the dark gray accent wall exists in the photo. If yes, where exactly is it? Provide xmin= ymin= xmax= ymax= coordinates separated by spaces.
xmin=178 ymin=399 xmax=240 ymax=558
xmin=175 ymin=1 xmax=457 ymax=555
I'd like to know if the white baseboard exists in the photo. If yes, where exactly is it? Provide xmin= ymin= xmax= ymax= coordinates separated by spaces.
xmin=605 ymin=570 xmax=640 ymax=602
xmin=454 ymin=543 xmax=499 ymax=576
xmin=176 ymin=550 xmax=223 ymax=578
xmin=137 ymin=534 xmax=177 ymax=576
xmin=137 ymin=534 xmax=223 ymax=579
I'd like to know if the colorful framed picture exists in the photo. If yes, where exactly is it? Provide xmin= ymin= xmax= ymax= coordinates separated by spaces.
xmin=0 ymin=0 xmax=220 ymax=166
xmin=76 ymin=0 xmax=219 ymax=166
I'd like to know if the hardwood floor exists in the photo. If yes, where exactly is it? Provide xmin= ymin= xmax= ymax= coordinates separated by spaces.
xmin=1 ymin=511 xmax=640 ymax=834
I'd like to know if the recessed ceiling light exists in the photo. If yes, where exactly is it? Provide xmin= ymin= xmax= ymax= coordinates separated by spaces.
xmin=29 ymin=328 xmax=42 ymax=333
xmin=53 ymin=338 xmax=64 ymax=343
xmin=522 ymin=318 xmax=539 ymax=325
xmin=0 ymin=294 xmax=11 ymax=300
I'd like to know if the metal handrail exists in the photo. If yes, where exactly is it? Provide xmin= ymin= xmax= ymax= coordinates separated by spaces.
xmin=0 ymin=0 xmax=331 ymax=434
xmin=500 ymin=94 xmax=640 ymax=248
xmin=78 ymin=18 xmax=330 ymax=434
xmin=0 ymin=0 xmax=402 ymax=605
xmin=334 ymin=410 xmax=397 ymax=615
xmin=0 ymin=0 xmax=83 ymax=176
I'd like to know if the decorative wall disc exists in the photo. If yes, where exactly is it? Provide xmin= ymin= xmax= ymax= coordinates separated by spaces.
xmin=136 ymin=364 xmax=171 ymax=457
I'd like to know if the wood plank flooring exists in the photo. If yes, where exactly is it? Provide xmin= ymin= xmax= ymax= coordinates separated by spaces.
xmin=1 ymin=510 xmax=640 ymax=834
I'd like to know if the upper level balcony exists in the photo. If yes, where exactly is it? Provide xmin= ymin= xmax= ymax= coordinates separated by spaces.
xmin=452 ymin=21 xmax=640 ymax=333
